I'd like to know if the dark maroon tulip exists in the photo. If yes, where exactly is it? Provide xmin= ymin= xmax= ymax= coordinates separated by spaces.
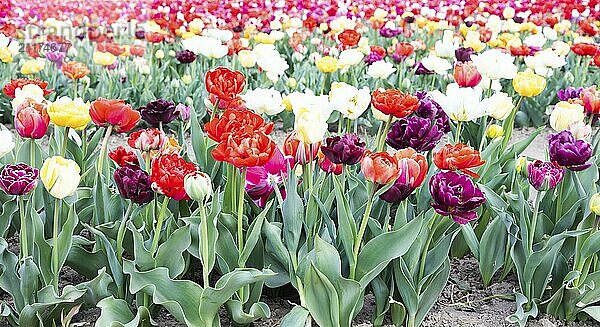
xmin=414 ymin=61 xmax=434 ymax=75
xmin=548 ymin=131 xmax=592 ymax=171
xmin=386 ymin=117 xmax=445 ymax=152
xmin=455 ymin=47 xmax=475 ymax=62
xmin=429 ymin=171 xmax=485 ymax=224
xmin=114 ymin=165 xmax=153 ymax=204
xmin=175 ymin=50 xmax=197 ymax=64
xmin=138 ymin=98 xmax=178 ymax=126
xmin=321 ymin=134 xmax=366 ymax=165
xmin=0 ymin=163 xmax=39 ymax=196
xmin=527 ymin=160 xmax=565 ymax=191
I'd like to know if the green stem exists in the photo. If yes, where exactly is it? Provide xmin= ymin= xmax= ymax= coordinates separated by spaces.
xmin=199 ymin=205 xmax=210 ymax=287
xmin=529 ymin=191 xmax=544 ymax=255
xmin=52 ymin=198 xmax=61 ymax=291
xmin=116 ymin=201 xmax=133 ymax=264
xmin=455 ymin=121 xmax=463 ymax=144
xmin=350 ymin=184 xmax=375 ymax=279
xmin=61 ymin=127 xmax=70 ymax=157
xmin=501 ymin=96 xmax=523 ymax=151
xmin=418 ymin=214 xmax=438 ymax=284
xmin=97 ymin=125 xmax=113 ymax=177
xmin=237 ymin=167 xmax=247 ymax=261
xmin=18 ymin=196 xmax=28 ymax=260
xmin=29 ymin=138 xmax=36 ymax=168
xmin=150 ymin=196 xmax=170 ymax=257
xmin=377 ymin=116 xmax=393 ymax=152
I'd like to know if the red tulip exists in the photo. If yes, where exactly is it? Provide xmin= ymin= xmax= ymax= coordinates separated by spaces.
xmin=205 ymin=67 xmax=245 ymax=102
xmin=283 ymin=131 xmax=320 ymax=165
xmin=571 ymin=43 xmax=598 ymax=56
xmin=14 ymin=99 xmax=50 ymax=139
xmin=90 ymin=98 xmax=140 ymax=133
xmin=3 ymin=78 xmax=53 ymax=99
xmin=581 ymin=86 xmax=600 ymax=115
xmin=434 ymin=143 xmax=485 ymax=178
xmin=109 ymin=146 xmax=139 ymax=167
xmin=204 ymin=108 xmax=273 ymax=143
xmin=338 ymin=29 xmax=361 ymax=47
xmin=150 ymin=153 xmax=197 ymax=200
xmin=128 ymin=128 xmax=166 ymax=152
xmin=211 ymin=130 xmax=276 ymax=168
xmin=371 ymin=89 xmax=420 ymax=118
xmin=453 ymin=61 xmax=482 ymax=87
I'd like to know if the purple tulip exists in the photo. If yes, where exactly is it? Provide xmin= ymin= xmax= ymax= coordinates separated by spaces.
xmin=0 ymin=163 xmax=39 ymax=196
xmin=114 ymin=165 xmax=153 ymax=204
xmin=364 ymin=52 xmax=383 ymax=64
xmin=455 ymin=47 xmax=475 ymax=62
xmin=45 ymin=51 xmax=65 ymax=68
xmin=548 ymin=131 xmax=592 ymax=171
xmin=245 ymin=148 xmax=293 ymax=208
xmin=429 ymin=171 xmax=486 ymax=224
xmin=135 ymin=30 xmax=146 ymax=39
xmin=379 ymin=27 xmax=401 ymax=38
xmin=175 ymin=50 xmax=197 ymax=64
xmin=321 ymin=134 xmax=366 ymax=165
xmin=527 ymin=160 xmax=565 ymax=191
xmin=557 ymin=87 xmax=583 ymax=101
xmin=175 ymin=103 xmax=192 ymax=121
xmin=415 ymin=91 xmax=451 ymax=133
xmin=138 ymin=98 xmax=178 ymax=126
xmin=386 ymin=116 xmax=445 ymax=152
xmin=414 ymin=61 xmax=434 ymax=75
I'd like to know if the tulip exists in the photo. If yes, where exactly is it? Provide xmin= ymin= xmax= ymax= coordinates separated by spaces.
xmin=486 ymin=124 xmax=504 ymax=139
xmin=548 ymin=131 xmax=592 ymax=171
xmin=237 ymin=50 xmax=256 ymax=68
xmin=114 ymin=165 xmax=153 ymax=204
xmin=283 ymin=131 xmax=320 ymax=165
xmin=204 ymin=108 xmax=274 ymax=143
xmin=454 ymin=61 xmax=482 ymax=87
xmin=205 ymin=67 xmax=245 ymax=102
xmin=557 ymin=87 xmax=583 ymax=101
xmin=318 ymin=152 xmax=343 ymax=175
xmin=429 ymin=171 xmax=486 ymax=224
xmin=429 ymin=83 xmax=487 ymax=122
xmin=175 ymin=50 xmax=197 ymax=64
xmin=40 ymin=156 xmax=81 ymax=199
xmin=483 ymin=92 xmax=514 ymax=120
xmin=571 ymin=43 xmax=598 ymax=56
xmin=3 ymin=78 xmax=53 ymax=99
xmin=11 ymin=84 xmax=46 ymax=109
xmin=328 ymin=82 xmax=371 ymax=120
xmin=48 ymin=96 xmax=91 ymax=130
xmin=212 ymin=130 xmax=277 ymax=168
xmin=338 ymin=29 xmax=361 ymax=47
xmin=380 ymin=149 xmax=428 ymax=203
xmin=93 ymin=51 xmax=117 ymax=66
xmin=528 ymin=160 xmax=564 ymax=191
xmin=109 ymin=146 xmax=139 ymax=167
xmin=20 ymin=59 xmax=45 ymax=75
xmin=471 ymin=49 xmax=517 ymax=80
xmin=245 ymin=148 xmax=293 ymax=208
xmin=150 ymin=154 xmax=197 ymax=201
xmin=138 ymin=98 xmax=178 ymax=126
xmin=315 ymin=56 xmax=339 ymax=73
xmin=550 ymin=101 xmax=585 ymax=131
xmin=366 ymin=60 xmax=396 ymax=79
xmin=0 ymin=163 xmax=38 ymax=196
xmin=61 ymin=61 xmax=90 ymax=80
xmin=360 ymin=151 xmax=399 ymax=185
xmin=90 ymin=98 xmax=140 ymax=133
xmin=580 ymin=86 xmax=600 ymax=115
xmin=371 ymin=88 xmax=419 ymax=118
xmin=321 ymin=134 xmax=366 ymax=165
xmin=14 ymin=99 xmax=50 ymax=139
xmin=455 ymin=47 xmax=475 ymax=62
xmin=0 ymin=130 xmax=15 ymax=159
xmin=590 ymin=193 xmax=600 ymax=216
xmin=241 ymin=88 xmax=285 ymax=116
xmin=386 ymin=117 xmax=445 ymax=152
xmin=512 ymin=69 xmax=546 ymax=97
xmin=127 ymin=128 xmax=167 ymax=152
xmin=184 ymin=171 xmax=213 ymax=204
xmin=175 ymin=103 xmax=192 ymax=121
xmin=434 ymin=143 xmax=485 ymax=178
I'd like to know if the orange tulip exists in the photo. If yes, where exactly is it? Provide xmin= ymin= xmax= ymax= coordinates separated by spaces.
xmin=211 ymin=130 xmax=276 ymax=168
xmin=371 ymin=89 xmax=420 ymax=118
xmin=434 ymin=143 xmax=485 ymax=178
xmin=89 ymin=98 xmax=140 ymax=133
xmin=360 ymin=150 xmax=399 ymax=185
xmin=62 ymin=61 xmax=90 ymax=80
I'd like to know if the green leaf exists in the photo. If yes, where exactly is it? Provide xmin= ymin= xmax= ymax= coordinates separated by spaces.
xmin=96 ymin=296 xmax=154 ymax=327
xmin=280 ymin=305 xmax=310 ymax=327
xmin=461 ymin=223 xmax=480 ymax=259
xmin=355 ymin=216 xmax=422 ymax=288
xmin=156 ymin=225 xmax=191 ymax=278
xmin=479 ymin=216 xmax=508 ymax=286
xmin=333 ymin=176 xmax=357 ymax=269
xmin=304 ymin=264 xmax=340 ymax=327
xmin=225 ymin=299 xmax=271 ymax=325
xmin=239 ymin=202 xmax=271 ymax=267
xmin=282 ymin=171 xmax=304 ymax=255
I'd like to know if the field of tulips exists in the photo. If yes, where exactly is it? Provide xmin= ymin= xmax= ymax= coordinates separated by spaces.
xmin=1 ymin=0 xmax=600 ymax=326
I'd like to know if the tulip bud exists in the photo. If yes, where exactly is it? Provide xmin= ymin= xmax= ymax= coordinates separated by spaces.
xmin=184 ymin=171 xmax=213 ymax=203
xmin=287 ymin=77 xmax=297 ymax=88
xmin=486 ymin=124 xmax=504 ymax=139
xmin=155 ymin=50 xmax=165 ymax=59
xmin=454 ymin=61 xmax=482 ymax=87
xmin=181 ymin=74 xmax=192 ymax=85
xmin=590 ymin=193 xmax=600 ymax=216
xmin=515 ymin=156 xmax=528 ymax=175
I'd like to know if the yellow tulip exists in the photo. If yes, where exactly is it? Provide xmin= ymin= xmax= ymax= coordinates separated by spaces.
xmin=464 ymin=31 xmax=486 ymax=52
xmin=315 ymin=56 xmax=338 ymax=73
xmin=590 ymin=193 xmax=600 ymax=216
xmin=48 ymin=96 xmax=91 ymax=130
xmin=181 ymin=75 xmax=192 ymax=85
xmin=0 ymin=47 xmax=13 ymax=63
xmin=550 ymin=101 xmax=584 ymax=131
xmin=486 ymin=124 xmax=504 ymax=139
xmin=21 ymin=59 xmax=45 ymax=75
xmin=155 ymin=50 xmax=165 ymax=59
xmin=93 ymin=51 xmax=116 ymax=66
xmin=515 ymin=156 xmax=528 ymax=175
xmin=237 ymin=49 xmax=256 ymax=68
xmin=41 ymin=156 xmax=81 ymax=199
xmin=512 ymin=69 xmax=546 ymax=97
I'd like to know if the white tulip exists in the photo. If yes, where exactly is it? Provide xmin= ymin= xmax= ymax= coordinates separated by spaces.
xmin=429 ymin=83 xmax=488 ymax=121
xmin=242 ymin=88 xmax=285 ymax=116
xmin=471 ymin=49 xmax=518 ymax=80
